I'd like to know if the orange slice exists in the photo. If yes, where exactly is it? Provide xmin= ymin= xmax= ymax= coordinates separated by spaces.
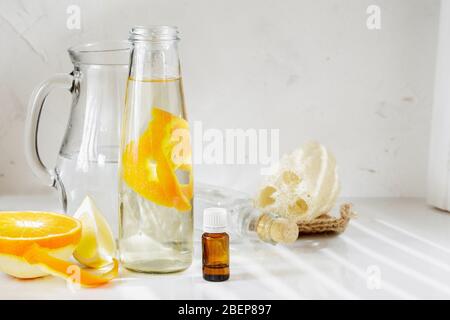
xmin=0 ymin=211 xmax=118 ymax=287
xmin=122 ymin=107 xmax=193 ymax=211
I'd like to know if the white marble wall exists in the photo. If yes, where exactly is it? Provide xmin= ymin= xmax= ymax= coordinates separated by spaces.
xmin=0 ymin=0 xmax=440 ymax=197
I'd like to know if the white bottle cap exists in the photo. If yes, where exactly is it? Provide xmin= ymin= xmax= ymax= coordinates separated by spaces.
xmin=203 ymin=207 xmax=228 ymax=233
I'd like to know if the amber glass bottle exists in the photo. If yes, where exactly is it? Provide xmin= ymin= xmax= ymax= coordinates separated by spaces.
xmin=202 ymin=208 xmax=229 ymax=282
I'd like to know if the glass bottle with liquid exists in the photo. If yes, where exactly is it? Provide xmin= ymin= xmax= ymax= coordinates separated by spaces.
xmin=119 ymin=26 xmax=193 ymax=273
xmin=202 ymin=207 xmax=230 ymax=282
xmin=196 ymin=184 xmax=299 ymax=244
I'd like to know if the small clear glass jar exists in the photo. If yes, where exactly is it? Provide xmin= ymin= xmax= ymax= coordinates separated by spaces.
xmin=119 ymin=26 xmax=193 ymax=273
xmin=196 ymin=183 xmax=299 ymax=244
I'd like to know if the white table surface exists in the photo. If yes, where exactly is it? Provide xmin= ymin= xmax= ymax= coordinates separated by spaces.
xmin=0 ymin=194 xmax=449 ymax=300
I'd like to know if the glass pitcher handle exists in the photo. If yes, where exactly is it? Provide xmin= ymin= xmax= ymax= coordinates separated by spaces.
xmin=25 ymin=74 xmax=75 ymax=187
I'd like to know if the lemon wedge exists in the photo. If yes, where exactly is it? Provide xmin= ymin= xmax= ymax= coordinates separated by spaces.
xmin=73 ymin=197 xmax=116 ymax=268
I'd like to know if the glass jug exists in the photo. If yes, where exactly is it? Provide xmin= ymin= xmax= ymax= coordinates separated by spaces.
xmin=25 ymin=41 xmax=130 ymax=236
xmin=119 ymin=26 xmax=193 ymax=273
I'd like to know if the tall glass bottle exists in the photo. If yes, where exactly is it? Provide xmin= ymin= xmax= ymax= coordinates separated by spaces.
xmin=119 ymin=26 xmax=193 ymax=273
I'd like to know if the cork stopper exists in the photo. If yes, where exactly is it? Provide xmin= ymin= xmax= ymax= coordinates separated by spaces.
xmin=256 ymin=213 xmax=298 ymax=244
xmin=269 ymin=218 xmax=299 ymax=244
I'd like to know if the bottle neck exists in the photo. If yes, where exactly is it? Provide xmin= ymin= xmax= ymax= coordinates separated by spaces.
xmin=255 ymin=213 xmax=276 ymax=243
xmin=129 ymin=39 xmax=181 ymax=80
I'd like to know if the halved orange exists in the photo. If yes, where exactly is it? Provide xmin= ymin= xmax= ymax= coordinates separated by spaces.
xmin=0 ymin=211 xmax=81 ymax=256
xmin=0 ymin=211 xmax=118 ymax=287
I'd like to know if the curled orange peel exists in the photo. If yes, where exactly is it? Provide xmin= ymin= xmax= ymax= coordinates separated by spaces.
xmin=23 ymin=244 xmax=119 ymax=287
xmin=122 ymin=107 xmax=193 ymax=211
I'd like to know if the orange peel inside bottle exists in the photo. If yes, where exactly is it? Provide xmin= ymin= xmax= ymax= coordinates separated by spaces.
xmin=122 ymin=107 xmax=193 ymax=211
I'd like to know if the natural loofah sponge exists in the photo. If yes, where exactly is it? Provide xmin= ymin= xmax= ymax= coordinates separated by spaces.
xmin=256 ymin=141 xmax=340 ymax=222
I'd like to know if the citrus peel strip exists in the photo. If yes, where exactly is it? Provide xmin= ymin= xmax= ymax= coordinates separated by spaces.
xmin=23 ymin=244 xmax=118 ymax=287
xmin=122 ymin=107 xmax=193 ymax=211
